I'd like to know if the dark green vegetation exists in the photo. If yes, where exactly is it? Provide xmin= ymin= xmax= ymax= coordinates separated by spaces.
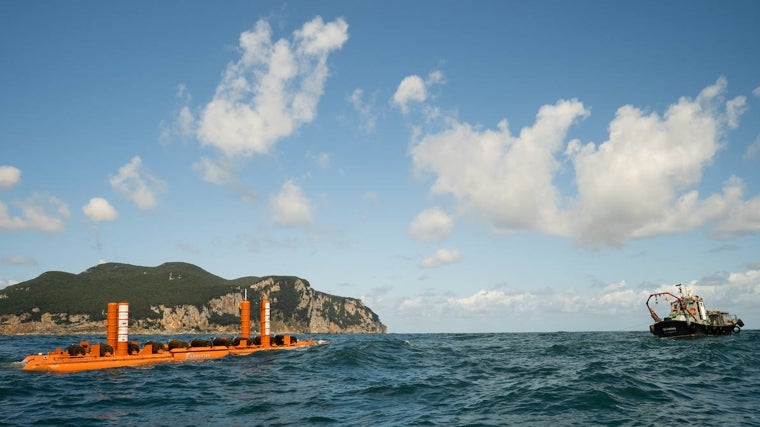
xmin=0 ymin=262 xmax=385 ymax=333
xmin=0 ymin=262 xmax=250 ymax=320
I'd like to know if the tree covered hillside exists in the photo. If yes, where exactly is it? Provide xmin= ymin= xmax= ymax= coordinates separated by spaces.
xmin=0 ymin=262 xmax=386 ymax=334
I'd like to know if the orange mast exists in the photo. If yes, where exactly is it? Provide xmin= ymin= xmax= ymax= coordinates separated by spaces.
xmin=106 ymin=302 xmax=118 ymax=350
xmin=240 ymin=299 xmax=251 ymax=341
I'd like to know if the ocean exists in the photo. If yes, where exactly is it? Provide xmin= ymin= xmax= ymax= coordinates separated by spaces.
xmin=1 ymin=331 xmax=759 ymax=426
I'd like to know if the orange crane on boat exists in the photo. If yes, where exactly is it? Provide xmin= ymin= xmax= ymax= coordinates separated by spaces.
xmin=21 ymin=293 xmax=320 ymax=373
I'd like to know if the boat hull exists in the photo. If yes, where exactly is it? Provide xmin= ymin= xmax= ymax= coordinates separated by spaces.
xmin=650 ymin=319 xmax=738 ymax=338
xmin=22 ymin=340 xmax=320 ymax=372
xmin=22 ymin=352 xmax=173 ymax=373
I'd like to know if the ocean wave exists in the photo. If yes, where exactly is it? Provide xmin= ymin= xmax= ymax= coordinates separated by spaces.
xmin=2 ymin=332 xmax=759 ymax=425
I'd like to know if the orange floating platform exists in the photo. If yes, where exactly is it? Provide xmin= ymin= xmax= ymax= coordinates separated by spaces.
xmin=22 ymin=294 xmax=321 ymax=373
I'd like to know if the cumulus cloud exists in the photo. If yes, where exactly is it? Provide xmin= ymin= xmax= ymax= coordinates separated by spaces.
xmin=0 ymin=195 xmax=70 ymax=232
xmin=0 ymin=167 xmax=69 ymax=232
xmin=269 ymin=180 xmax=314 ymax=227
xmin=392 ymin=71 xmax=445 ymax=114
xmin=708 ymin=178 xmax=760 ymax=238
xmin=412 ymin=99 xmax=589 ymax=235
xmin=568 ymin=77 xmax=749 ymax=245
xmin=82 ymin=197 xmax=118 ymax=222
xmin=110 ymin=156 xmax=167 ymax=210
xmin=0 ymin=165 xmax=21 ymax=190
xmin=411 ymin=77 xmax=758 ymax=247
xmin=420 ymin=248 xmax=461 ymax=268
xmin=408 ymin=207 xmax=453 ymax=242
xmin=197 ymin=16 xmax=348 ymax=158
xmin=392 ymin=75 xmax=426 ymax=114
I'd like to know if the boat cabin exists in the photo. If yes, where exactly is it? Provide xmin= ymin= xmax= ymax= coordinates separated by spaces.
xmin=669 ymin=295 xmax=707 ymax=321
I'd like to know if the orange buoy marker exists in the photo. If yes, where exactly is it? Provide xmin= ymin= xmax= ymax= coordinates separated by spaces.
xmin=106 ymin=302 xmax=118 ymax=350
xmin=21 ymin=291 xmax=321 ymax=373
xmin=240 ymin=299 xmax=251 ymax=341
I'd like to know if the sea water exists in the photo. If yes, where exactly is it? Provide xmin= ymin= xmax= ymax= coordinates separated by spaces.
xmin=1 ymin=331 xmax=759 ymax=426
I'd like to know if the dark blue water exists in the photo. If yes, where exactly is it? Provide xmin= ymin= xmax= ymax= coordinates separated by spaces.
xmin=2 ymin=331 xmax=759 ymax=426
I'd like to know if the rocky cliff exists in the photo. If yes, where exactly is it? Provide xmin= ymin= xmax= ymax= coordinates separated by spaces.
xmin=0 ymin=263 xmax=386 ymax=335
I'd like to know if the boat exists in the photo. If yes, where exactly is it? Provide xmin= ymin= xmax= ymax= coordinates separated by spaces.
xmin=21 ymin=292 xmax=321 ymax=372
xmin=646 ymin=284 xmax=744 ymax=338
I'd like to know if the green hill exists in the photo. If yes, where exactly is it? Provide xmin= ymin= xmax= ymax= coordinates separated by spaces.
xmin=0 ymin=262 xmax=386 ymax=334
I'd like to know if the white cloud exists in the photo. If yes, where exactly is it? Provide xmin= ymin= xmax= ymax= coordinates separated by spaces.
xmin=753 ymin=87 xmax=760 ymax=98
xmin=412 ymin=99 xmax=589 ymax=235
xmin=349 ymin=88 xmax=377 ymax=132
xmin=0 ymin=168 xmax=68 ymax=231
xmin=392 ymin=71 xmax=445 ymax=115
xmin=269 ymin=180 xmax=314 ymax=227
xmin=446 ymin=289 xmax=537 ymax=313
xmin=709 ymin=178 xmax=760 ymax=238
xmin=392 ymin=75 xmax=426 ymax=114
xmin=0 ymin=165 xmax=21 ymax=190
xmin=176 ymin=106 xmax=196 ymax=137
xmin=411 ymin=77 xmax=758 ymax=247
xmin=624 ymin=175 xmax=760 ymax=239
xmin=546 ymin=282 xmax=646 ymax=315
xmin=744 ymin=135 xmax=760 ymax=159
xmin=110 ymin=156 xmax=167 ymax=210
xmin=82 ymin=197 xmax=118 ymax=222
xmin=193 ymin=157 xmax=256 ymax=202
xmin=420 ymin=248 xmax=461 ymax=268
xmin=427 ymin=70 xmax=446 ymax=86
xmin=569 ymin=77 xmax=748 ymax=245
xmin=408 ymin=207 xmax=453 ymax=242
xmin=0 ymin=195 xmax=70 ymax=232
xmin=194 ymin=157 xmax=237 ymax=186
xmin=725 ymin=96 xmax=747 ymax=129
xmin=197 ymin=16 xmax=348 ymax=158
xmin=159 ymin=85 xmax=196 ymax=145
xmin=311 ymin=152 xmax=330 ymax=169
xmin=176 ymin=83 xmax=191 ymax=102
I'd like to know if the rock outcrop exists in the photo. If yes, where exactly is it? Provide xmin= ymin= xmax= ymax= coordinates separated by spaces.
xmin=0 ymin=263 xmax=387 ymax=335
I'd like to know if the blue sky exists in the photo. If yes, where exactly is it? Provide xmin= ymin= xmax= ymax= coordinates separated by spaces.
xmin=2 ymin=1 xmax=760 ymax=333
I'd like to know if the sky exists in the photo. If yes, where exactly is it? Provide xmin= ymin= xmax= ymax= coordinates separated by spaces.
xmin=1 ymin=1 xmax=760 ymax=333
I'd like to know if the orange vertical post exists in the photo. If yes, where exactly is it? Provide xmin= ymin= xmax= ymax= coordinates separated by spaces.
xmin=260 ymin=295 xmax=270 ymax=347
xmin=106 ymin=302 xmax=118 ymax=350
xmin=116 ymin=302 xmax=129 ymax=356
xmin=240 ymin=300 xmax=251 ymax=340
